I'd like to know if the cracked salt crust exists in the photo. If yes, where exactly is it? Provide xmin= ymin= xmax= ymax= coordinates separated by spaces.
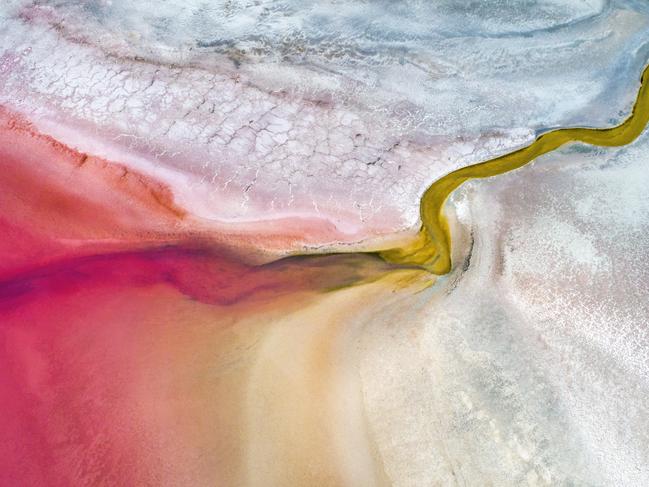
xmin=1 ymin=1 xmax=649 ymax=252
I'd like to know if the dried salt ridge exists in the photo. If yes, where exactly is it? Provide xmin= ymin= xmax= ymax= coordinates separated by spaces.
xmin=2 ymin=0 xmax=649 ymax=256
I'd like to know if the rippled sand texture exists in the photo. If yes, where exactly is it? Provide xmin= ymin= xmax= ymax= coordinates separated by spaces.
xmin=2 ymin=1 xmax=649 ymax=486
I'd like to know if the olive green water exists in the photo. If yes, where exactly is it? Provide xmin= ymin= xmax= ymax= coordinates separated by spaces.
xmin=379 ymin=64 xmax=649 ymax=274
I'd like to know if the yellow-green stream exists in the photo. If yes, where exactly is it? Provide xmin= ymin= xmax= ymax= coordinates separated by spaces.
xmin=380 ymin=64 xmax=649 ymax=274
